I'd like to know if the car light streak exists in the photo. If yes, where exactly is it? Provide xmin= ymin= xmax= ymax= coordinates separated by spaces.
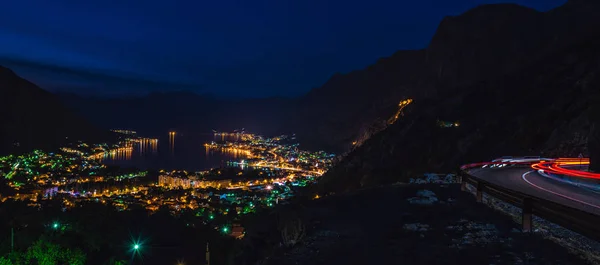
xmin=521 ymin=171 xmax=600 ymax=210
xmin=531 ymin=158 xmax=600 ymax=180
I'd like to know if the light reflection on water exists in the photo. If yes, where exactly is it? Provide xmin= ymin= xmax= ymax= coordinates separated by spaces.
xmin=102 ymin=133 xmax=245 ymax=171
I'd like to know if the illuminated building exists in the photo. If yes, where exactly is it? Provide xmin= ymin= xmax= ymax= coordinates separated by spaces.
xmin=111 ymin=129 xmax=137 ymax=135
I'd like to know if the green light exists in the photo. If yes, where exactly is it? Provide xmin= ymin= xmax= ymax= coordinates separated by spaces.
xmin=209 ymin=214 xmax=214 ymax=220
xmin=222 ymin=226 xmax=229 ymax=233
xmin=130 ymin=237 xmax=144 ymax=255
xmin=52 ymin=222 xmax=59 ymax=229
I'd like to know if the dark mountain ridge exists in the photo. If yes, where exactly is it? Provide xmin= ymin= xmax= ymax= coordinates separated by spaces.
xmin=0 ymin=67 xmax=110 ymax=155
xmin=58 ymin=91 xmax=293 ymax=137
xmin=1 ymin=0 xmax=599 ymax=195
xmin=57 ymin=0 xmax=600 ymax=155
xmin=318 ymin=31 xmax=600 ymax=193
xmin=290 ymin=0 xmax=600 ymax=152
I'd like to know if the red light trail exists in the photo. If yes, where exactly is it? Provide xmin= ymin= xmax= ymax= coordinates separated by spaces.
xmin=531 ymin=158 xmax=600 ymax=180
xmin=462 ymin=157 xmax=600 ymax=180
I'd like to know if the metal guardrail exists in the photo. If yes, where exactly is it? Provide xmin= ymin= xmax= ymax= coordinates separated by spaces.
xmin=459 ymin=163 xmax=600 ymax=242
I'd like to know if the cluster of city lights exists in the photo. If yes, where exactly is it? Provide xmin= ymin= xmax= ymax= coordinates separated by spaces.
xmin=0 ymin=130 xmax=335 ymax=247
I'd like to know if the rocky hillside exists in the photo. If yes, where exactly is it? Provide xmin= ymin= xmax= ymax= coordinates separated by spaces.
xmin=239 ymin=184 xmax=593 ymax=265
xmin=318 ymin=32 xmax=600 ymax=193
xmin=56 ymin=1 xmax=600 ymax=155
xmin=290 ymin=0 xmax=600 ymax=152
xmin=0 ymin=66 xmax=109 ymax=154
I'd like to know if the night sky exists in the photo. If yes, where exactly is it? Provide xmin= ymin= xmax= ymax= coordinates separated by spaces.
xmin=0 ymin=0 xmax=566 ymax=98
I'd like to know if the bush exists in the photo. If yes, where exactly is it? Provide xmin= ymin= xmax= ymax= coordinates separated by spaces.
xmin=0 ymin=238 xmax=85 ymax=265
xmin=278 ymin=217 xmax=305 ymax=247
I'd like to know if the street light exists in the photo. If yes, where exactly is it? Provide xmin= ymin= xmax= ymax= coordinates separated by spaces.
xmin=129 ymin=237 xmax=145 ymax=257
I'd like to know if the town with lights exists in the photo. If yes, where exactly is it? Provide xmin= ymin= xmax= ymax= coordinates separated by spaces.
xmin=0 ymin=131 xmax=334 ymax=242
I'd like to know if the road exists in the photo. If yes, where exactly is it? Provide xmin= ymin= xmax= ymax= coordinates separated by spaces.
xmin=251 ymin=161 xmax=324 ymax=176
xmin=467 ymin=166 xmax=600 ymax=215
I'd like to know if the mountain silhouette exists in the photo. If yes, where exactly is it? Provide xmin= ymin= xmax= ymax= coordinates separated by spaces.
xmin=318 ymin=0 xmax=600 ymax=192
xmin=57 ymin=1 xmax=600 ymax=166
xmin=0 ymin=66 xmax=110 ymax=154
xmin=288 ymin=0 xmax=600 ymax=152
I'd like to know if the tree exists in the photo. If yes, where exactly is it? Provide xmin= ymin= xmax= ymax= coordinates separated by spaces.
xmin=23 ymin=238 xmax=86 ymax=265
xmin=0 ymin=257 xmax=13 ymax=265
xmin=0 ymin=238 xmax=85 ymax=265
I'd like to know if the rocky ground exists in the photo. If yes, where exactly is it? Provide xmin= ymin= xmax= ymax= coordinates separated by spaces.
xmin=465 ymin=184 xmax=600 ymax=264
xmin=254 ymin=182 xmax=591 ymax=265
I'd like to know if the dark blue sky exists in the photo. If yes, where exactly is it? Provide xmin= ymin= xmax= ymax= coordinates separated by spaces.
xmin=0 ymin=0 xmax=566 ymax=98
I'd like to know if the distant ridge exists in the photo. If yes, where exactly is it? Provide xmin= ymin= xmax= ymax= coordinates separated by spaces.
xmin=0 ymin=66 xmax=110 ymax=154
xmin=318 ymin=4 xmax=600 ymax=192
xmin=286 ymin=0 xmax=600 ymax=152
xmin=58 ymin=1 xmax=600 ymax=154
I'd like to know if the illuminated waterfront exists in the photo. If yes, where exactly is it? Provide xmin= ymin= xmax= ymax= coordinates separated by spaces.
xmin=102 ymin=132 xmax=241 ymax=171
xmin=0 ymin=130 xmax=335 ymax=241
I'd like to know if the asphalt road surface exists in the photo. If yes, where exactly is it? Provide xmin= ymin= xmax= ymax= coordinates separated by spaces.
xmin=468 ymin=166 xmax=600 ymax=215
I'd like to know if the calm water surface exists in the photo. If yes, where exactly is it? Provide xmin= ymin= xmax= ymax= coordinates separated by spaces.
xmin=102 ymin=133 xmax=245 ymax=171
